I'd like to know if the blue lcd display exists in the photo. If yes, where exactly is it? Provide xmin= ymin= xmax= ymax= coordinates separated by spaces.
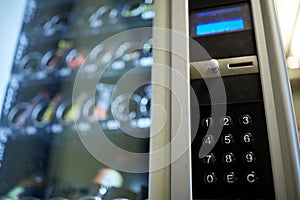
xmin=196 ymin=18 xmax=245 ymax=36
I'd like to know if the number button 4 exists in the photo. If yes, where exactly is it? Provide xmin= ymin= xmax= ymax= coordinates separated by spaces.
xmin=202 ymin=135 xmax=216 ymax=146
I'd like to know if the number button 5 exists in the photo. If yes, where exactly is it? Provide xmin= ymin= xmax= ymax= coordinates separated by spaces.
xmin=222 ymin=134 xmax=234 ymax=145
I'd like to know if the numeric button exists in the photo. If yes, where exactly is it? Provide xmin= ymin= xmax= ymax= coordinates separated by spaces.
xmin=201 ymin=117 xmax=214 ymax=128
xmin=223 ymin=152 xmax=235 ymax=164
xmin=220 ymin=116 xmax=233 ymax=127
xmin=239 ymin=114 xmax=252 ymax=127
xmin=202 ymin=135 xmax=216 ymax=146
xmin=241 ymin=133 xmax=254 ymax=145
xmin=202 ymin=153 xmax=216 ymax=165
xmin=243 ymin=152 xmax=256 ymax=163
xmin=222 ymin=134 xmax=234 ymax=145
xmin=204 ymin=172 xmax=217 ymax=184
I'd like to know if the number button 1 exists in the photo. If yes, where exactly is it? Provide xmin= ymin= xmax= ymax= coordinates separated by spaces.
xmin=201 ymin=117 xmax=214 ymax=128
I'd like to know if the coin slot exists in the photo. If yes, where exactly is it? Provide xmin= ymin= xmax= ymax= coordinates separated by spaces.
xmin=228 ymin=61 xmax=253 ymax=68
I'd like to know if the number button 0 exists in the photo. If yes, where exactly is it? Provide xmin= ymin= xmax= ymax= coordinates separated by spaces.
xmin=241 ymin=133 xmax=254 ymax=144
xmin=201 ymin=117 xmax=214 ymax=128
xmin=239 ymin=114 xmax=252 ymax=127
xmin=222 ymin=134 xmax=234 ymax=145
xmin=220 ymin=116 xmax=233 ymax=127
xmin=202 ymin=153 xmax=216 ymax=165
xmin=204 ymin=172 xmax=217 ymax=184
xmin=223 ymin=152 xmax=235 ymax=164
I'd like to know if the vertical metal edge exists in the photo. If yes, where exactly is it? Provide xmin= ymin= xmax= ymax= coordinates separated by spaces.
xmin=251 ymin=0 xmax=300 ymax=199
xmin=149 ymin=0 xmax=171 ymax=199
xmin=170 ymin=0 xmax=192 ymax=200
xmin=259 ymin=1 xmax=300 ymax=199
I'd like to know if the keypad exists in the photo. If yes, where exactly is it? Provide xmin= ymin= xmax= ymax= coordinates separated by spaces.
xmin=192 ymin=103 xmax=275 ymax=199
xmin=198 ymin=113 xmax=259 ymax=186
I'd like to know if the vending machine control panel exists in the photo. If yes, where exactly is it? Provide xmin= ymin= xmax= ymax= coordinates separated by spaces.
xmin=189 ymin=0 xmax=275 ymax=199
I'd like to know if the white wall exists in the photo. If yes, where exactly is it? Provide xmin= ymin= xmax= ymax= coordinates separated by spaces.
xmin=0 ymin=0 xmax=26 ymax=115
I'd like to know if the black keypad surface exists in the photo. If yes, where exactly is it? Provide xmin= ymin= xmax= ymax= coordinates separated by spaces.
xmin=191 ymin=103 xmax=275 ymax=199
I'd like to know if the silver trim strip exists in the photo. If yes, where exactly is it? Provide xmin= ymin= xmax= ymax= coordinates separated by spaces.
xmin=257 ymin=0 xmax=300 ymax=199
xmin=190 ymin=56 xmax=259 ymax=79
xmin=149 ymin=0 xmax=171 ymax=200
xmin=171 ymin=0 xmax=192 ymax=200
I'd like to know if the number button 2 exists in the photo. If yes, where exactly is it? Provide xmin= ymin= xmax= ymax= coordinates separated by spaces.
xmin=220 ymin=116 xmax=233 ymax=127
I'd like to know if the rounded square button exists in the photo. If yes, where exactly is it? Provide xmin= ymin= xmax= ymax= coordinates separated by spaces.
xmin=222 ymin=134 xmax=234 ymax=145
xmin=241 ymin=132 xmax=254 ymax=145
xmin=202 ymin=153 xmax=216 ymax=165
xmin=204 ymin=172 xmax=217 ymax=184
xmin=239 ymin=114 xmax=252 ymax=127
xmin=243 ymin=151 xmax=256 ymax=163
xmin=201 ymin=117 xmax=214 ymax=128
xmin=220 ymin=116 xmax=233 ymax=127
xmin=224 ymin=172 xmax=237 ymax=184
xmin=223 ymin=152 xmax=236 ymax=164
xmin=202 ymin=134 xmax=216 ymax=146
xmin=246 ymin=171 xmax=258 ymax=184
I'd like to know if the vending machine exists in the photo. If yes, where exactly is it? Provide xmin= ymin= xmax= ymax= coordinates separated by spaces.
xmin=170 ymin=0 xmax=300 ymax=199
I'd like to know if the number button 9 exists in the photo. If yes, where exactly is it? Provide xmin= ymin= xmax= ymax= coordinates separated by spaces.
xmin=243 ymin=152 xmax=256 ymax=163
